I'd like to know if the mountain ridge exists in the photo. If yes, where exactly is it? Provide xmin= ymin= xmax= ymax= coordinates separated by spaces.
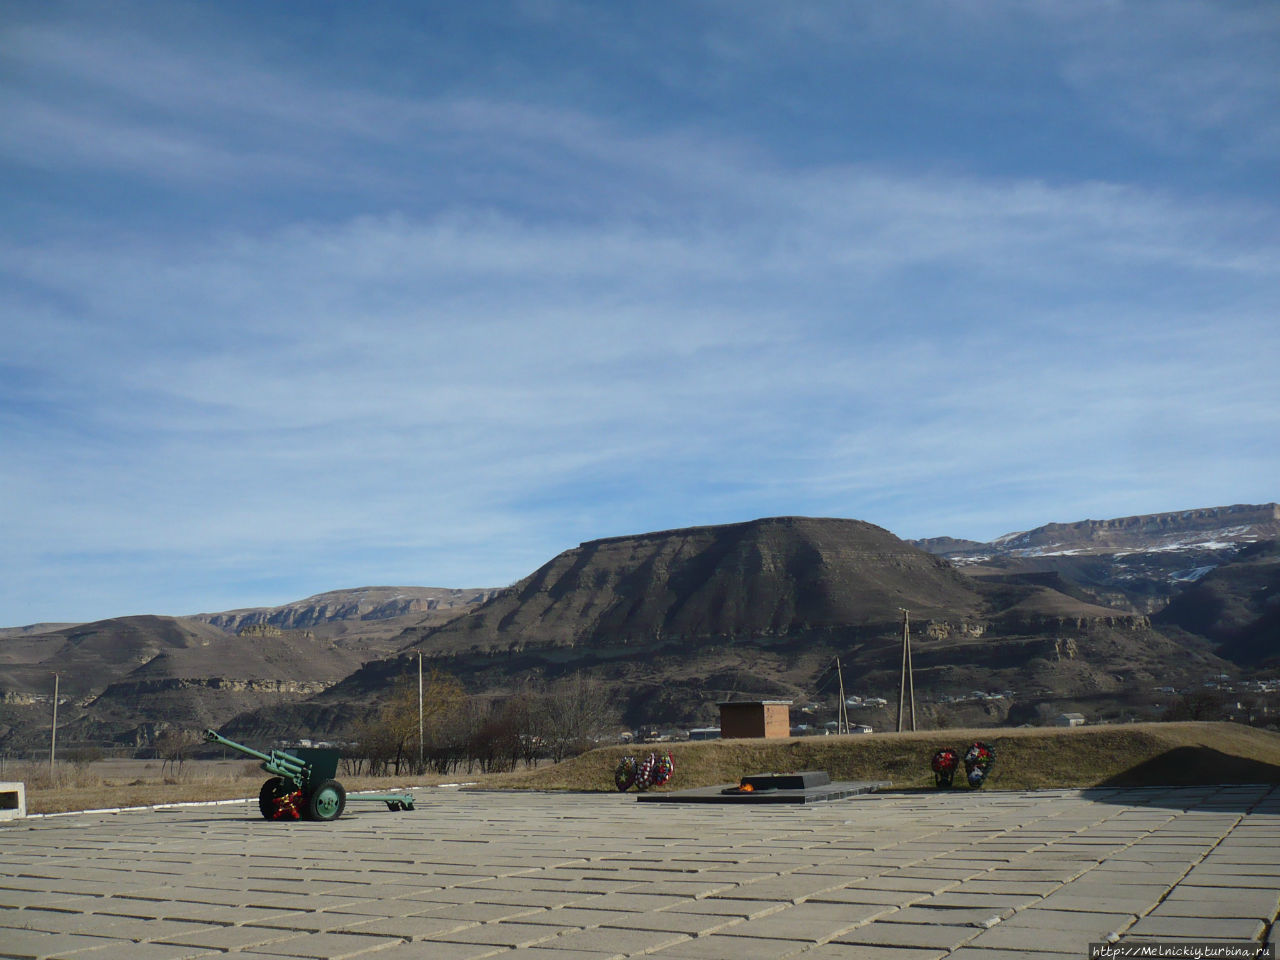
xmin=918 ymin=502 xmax=1280 ymax=559
xmin=2 ymin=503 xmax=1274 ymax=751
xmin=912 ymin=502 xmax=1280 ymax=616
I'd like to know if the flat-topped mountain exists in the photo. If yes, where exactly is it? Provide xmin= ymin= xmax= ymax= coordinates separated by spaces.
xmin=396 ymin=517 xmax=986 ymax=655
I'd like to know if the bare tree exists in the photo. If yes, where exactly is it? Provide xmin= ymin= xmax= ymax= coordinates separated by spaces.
xmin=155 ymin=729 xmax=198 ymax=778
xmin=537 ymin=673 xmax=620 ymax=763
xmin=66 ymin=745 xmax=104 ymax=773
xmin=503 ymin=692 xmax=548 ymax=768
xmin=356 ymin=667 xmax=471 ymax=775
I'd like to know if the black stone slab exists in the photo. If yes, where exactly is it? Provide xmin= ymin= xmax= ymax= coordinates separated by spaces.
xmin=740 ymin=771 xmax=831 ymax=790
xmin=635 ymin=780 xmax=889 ymax=804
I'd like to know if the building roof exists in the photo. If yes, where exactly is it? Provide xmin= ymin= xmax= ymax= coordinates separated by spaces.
xmin=717 ymin=700 xmax=794 ymax=707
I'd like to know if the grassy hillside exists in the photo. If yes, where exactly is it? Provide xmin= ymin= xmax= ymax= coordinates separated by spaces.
xmin=486 ymin=722 xmax=1280 ymax=793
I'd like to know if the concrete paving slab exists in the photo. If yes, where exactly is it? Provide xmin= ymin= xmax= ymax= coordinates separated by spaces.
xmin=598 ymin=909 xmax=745 ymax=935
xmin=829 ymin=918 xmax=981 ymax=950
xmin=805 ymin=947 xmax=946 ymax=960
xmin=403 ymin=900 xmax=545 ymax=922
xmin=705 ymin=875 xmax=849 ymax=902
xmin=4 ymin=784 xmax=1280 ymax=959
xmin=431 ymin=920 xmax=573 ymax=947
xmin=0 ymin=889 xmax=105 ymax=911
xmin=62 ymin=941 xmax=223 ymax=960
xmin=327 ymin=944 xmax=501 ymax=960
xmin=943 ymin=877 xmax=1063 ymax=896
xmin=233 ymin=931 xmax=406 ymax=958
xmin=1162 ymin=884 xmax=1280 ymax=906
xmin=151 ymin=925 xmax=307 ymax=951
xmin=644 ymin=933 xmax=810 ymax=958
xmin=805 ymin=886 xmax=933 ymax=907
xmin=0 ymin=928 xmax=115 ymax=959
xmin=741 ymin=899 xmax=901 ymax=932
xmin=242 ymin=913 xmax=390 ymax=935
xmin=999 ymin=907 xmax=1135 ymax=935
xmin=151 ymin=903 xmax=308 ymax=925
xmin=568 ymin=892 xmax=693 ymax=913
xmin=1193 ymin=862 xmax=1280 ymax=877
xmin=1032 ymin=893 xmax=1164 ymax=916
xmin=328 ymin=913 xmax=483 ymax=939
xmin=515 ymin=908 xmax=634 ymax=929
xmin=1125 ymin=915 xmax=1268 ymax=940
xmin=64 ymin=917 xmax=212 ymax=943
xmin=963 ymin=922 xmax=1100 ymax=954
xmin=913 ymin=890 xmax=1041 ymax=913
xmin=947 ymin=950 xmax=1074 ymax=960
xmin=886 ymin=866 xmax=983 ymax=881
xmin=842 ymin=875 xmax=960 ymax=894
xmin=1181 ymin=871 xmax=1280 ymax=889
xmin=657 ymin=897 xmax=790 ymax=920
xmin=549 ymin=925 xmax=691 ymax=954
xmin=881 ymin=904 xmax=1011 ymax=927
xmin=1148 ymin=895 xmax=1278 ymax=920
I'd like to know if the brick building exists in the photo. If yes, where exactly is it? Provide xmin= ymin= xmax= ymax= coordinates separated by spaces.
xmin=718 ymin=700 xmax=793 ymax=739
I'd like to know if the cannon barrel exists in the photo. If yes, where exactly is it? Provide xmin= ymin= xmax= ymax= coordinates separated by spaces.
xmin=204 ymin=728 xmax=271 ymax=763
xmin=203 ymin=728 xmax=311 ymax=786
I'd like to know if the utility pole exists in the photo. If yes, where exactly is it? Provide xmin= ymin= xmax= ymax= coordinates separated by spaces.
xmin=50 ymin=673 xmax=59 ymax=778
xmin=836 ymin=658 xmax=848 ymax=735
xmin=897 ymin=609 xmax=916 ymax=733
xmin=417 ymin=652 xmax=424 ymax=771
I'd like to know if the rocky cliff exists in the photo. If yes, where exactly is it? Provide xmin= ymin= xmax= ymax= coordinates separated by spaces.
xmin=190 ymin=586 xmax=496 ymax=632
xmin=914 ymin=503 xmax=1280 ymax=614
xmin=1154 ymin=541 xmax=1280 ymax=666
xmin=986 ymin=503 xmax=1280 ymax=556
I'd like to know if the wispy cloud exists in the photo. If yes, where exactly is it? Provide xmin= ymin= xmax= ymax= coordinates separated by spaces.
xmin=1 ymin=2 xmax=1276 ymax=623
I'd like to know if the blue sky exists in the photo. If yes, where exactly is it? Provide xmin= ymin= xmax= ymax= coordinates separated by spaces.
xmin=3 ymin=1 xmax=1278 ymax=625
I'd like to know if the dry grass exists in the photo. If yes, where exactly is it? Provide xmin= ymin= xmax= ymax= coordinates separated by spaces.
xmin=483 ymin=722 xmax=1280 ymax=794
xmin=15 ymin=722 xmax=1280 ymax=813
xmin=17 ymin=758 xmax=498 ymax=815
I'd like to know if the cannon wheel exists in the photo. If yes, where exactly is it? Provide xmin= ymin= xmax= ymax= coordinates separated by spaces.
xmin=259 ymin=777 xmax=295 ymax=820
xmin=306 ymin=779 xmax=346 ymax=821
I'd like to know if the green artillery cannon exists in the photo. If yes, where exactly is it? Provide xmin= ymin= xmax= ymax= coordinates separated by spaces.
xmin=202 ymin=729 xmax=415 ymax=821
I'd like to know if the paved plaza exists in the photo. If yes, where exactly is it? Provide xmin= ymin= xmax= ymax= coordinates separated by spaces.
xmin=2 ymin=784 xmax=1278 ymax=959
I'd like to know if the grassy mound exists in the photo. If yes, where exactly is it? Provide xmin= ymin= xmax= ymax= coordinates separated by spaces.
xmin=485 ymin=722 xmax=1280 ymax=793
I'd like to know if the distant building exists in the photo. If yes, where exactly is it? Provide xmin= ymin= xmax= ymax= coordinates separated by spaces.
xmin=1053 ymin=713 xmax=1086 ymax=727
xmin=719 ymin=700 xmax=792 ymax=739
xmin=823 ymin=721 xmax=874 ymax=735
